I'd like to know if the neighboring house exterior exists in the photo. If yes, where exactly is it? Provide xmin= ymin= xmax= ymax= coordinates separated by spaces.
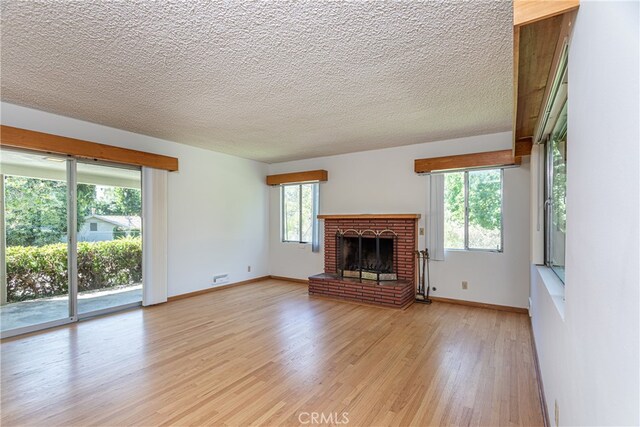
xmin=78 ymin=215 xmax=141 ymax=242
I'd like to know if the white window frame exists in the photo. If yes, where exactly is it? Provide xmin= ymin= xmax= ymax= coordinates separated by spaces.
xmin=444 ymin=168 xmax=504 ymax=253
xmin=537 ymin=44 xmax=568 ymax=284
xmin=544 ymin=107 xmax=567 ymax=283
xmin=281 ymin=183 xmax=316 ymax=244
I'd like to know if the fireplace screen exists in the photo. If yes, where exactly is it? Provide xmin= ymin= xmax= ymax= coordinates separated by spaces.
xmin=336 ymin=230 xmax=398 ymax=281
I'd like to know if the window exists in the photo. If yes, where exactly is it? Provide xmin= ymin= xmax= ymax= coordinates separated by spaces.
xmin=444 ymin=168 xmax=503 ymax=251
xmin=540 ymin=45 xmax=568 ymax=283
xmin=89 ymin=222 xmax=98 ymax=231
xmin=545 ymin=104 xmax=567 ymax=282
xmin=281 ymin=183 xmax=317 ymax=243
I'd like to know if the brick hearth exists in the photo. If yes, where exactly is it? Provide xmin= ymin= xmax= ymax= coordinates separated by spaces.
xmin=308 ymin=214 xmax=420 ymax=308
xmin=309 ymin=273 xmax=415 ymax=308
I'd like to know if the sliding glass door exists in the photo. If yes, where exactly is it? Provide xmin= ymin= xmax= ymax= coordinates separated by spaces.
xmin=0 ymin=149 xmax=142 ymax=337
xmin=0 ymin=150 xmax=73 ymax=335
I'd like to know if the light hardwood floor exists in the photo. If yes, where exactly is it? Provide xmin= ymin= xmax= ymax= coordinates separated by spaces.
xmin=1 ymin=279 xmax=543 ymax=426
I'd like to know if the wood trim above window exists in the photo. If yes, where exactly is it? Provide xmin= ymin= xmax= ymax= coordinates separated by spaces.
xmin=512 ymin=1 xmax=578 ymax=153
xmin=317 ymin=214 xmax=420 ymax=220
xmin=414 ymin=150 xmax=520 ymax=174
xmin=515 ymin=137 xmax=534 ymax=159
xmin=0 ymin=125 xmax=179 ymax=171
xmin=266 ymin=170 xmax=328 ymax=186
xmin=514 ymin=0 xmax=579 ymax=27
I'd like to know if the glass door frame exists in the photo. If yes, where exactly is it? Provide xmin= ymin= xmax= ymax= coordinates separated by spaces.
xmin=68 ymin=157 xmax=79 ymax=323
xmin=0 ymin=154 xmax=77 ymax=339
xmin=1 ymin=151 xmax=142 ymax=339
xmin=75 ymin=158 xmax=143 ymax=321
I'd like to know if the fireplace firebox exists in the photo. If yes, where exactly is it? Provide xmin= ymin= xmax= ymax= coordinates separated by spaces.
xmin=336 ymin=229 xmax=398 ymax=281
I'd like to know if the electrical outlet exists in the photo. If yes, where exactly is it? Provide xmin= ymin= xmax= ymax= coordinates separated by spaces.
xmin=247 ymin=265 xmax=251 ymax=272
xmin=419 ymin=227 xmax=425 ymax=236
xmin=554 ymin=400 xmax=559 ymax=426
xmin=462 ymin=280 xmax=468 ymax=290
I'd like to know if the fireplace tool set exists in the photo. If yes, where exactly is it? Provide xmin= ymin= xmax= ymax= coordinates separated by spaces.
xmin=415 ymin=249 xmax=432 ymax=304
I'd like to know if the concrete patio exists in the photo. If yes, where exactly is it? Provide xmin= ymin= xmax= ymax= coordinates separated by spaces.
xmin=1 ymin=285 xmax=142 ymax=332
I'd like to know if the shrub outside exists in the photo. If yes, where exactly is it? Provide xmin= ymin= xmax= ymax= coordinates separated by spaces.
xmin=6 ymin=237 xmax=142 ymax=302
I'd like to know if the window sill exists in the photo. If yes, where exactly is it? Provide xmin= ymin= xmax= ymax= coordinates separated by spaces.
xmin=281 ymin=241 xmax=311 ymax=250
xmin=535 ymin=265 xmax=565 ymax=320
xmin=445 ymin=248 xmax=503 ymax=254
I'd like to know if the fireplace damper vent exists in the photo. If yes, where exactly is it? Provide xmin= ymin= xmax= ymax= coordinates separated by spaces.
xmin=336 ymin=229 xmax=398 ymax=281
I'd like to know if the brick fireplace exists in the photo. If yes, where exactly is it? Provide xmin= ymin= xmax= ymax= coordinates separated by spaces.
xmin=308 ymin=214 xmax=420 ymax=309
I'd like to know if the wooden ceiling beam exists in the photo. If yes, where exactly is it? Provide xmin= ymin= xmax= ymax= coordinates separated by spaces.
xmin=0 ymin=125 xmax=179 ymax=171
xmin=266 ymin=170 xmax=328 ymax=185
xmin=414 ymin=150 xmax=520 ymax=174
xmin=514 ymin=0 xmax=580 ymax=27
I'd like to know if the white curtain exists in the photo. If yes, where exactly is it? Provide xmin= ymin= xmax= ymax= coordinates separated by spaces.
xmin=142 ymin=167 xmax=168 ymax=306
xmin=426 ymin=174 xmax=445 ymax=261
xmin=311 ymin=182 xmax=320 ymax=252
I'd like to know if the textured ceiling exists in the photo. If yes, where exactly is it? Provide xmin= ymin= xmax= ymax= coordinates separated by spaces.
xmin=1 ymin=1 xmax=512 ymax=163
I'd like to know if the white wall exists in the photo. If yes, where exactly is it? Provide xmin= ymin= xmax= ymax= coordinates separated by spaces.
xmin=269 ymin=131 xmax=531 ymax=308
xmin=1 ymin=102 xmax=270 ymax=297
xmin=530 ymin=1 xmax=639 ymax=426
